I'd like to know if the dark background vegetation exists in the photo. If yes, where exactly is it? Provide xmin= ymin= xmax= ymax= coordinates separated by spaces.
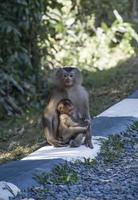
xmin=0 ymin=0 xmax=138 ymax=163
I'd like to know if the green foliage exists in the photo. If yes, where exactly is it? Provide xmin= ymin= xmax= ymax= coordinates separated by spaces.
xmin=100 ymin=135 xmax=124 ymax=163
xmin=0 ymin=0 xmax=62 ymax=116
xmin=48 ymin=1 xmax=138 ymax=70
xmin=83 ymin=158 xmax=97 ymax=167
xmin=0 ymin=0 xmax=138 ymax=117
xmin=131 ymin=121 xmax=138 ymax=130
xmin=0 ymin=108 xmax=42 ymax=143
xmin=76 ymin=158 xmax=97 ymax=168
xmin=77 ymin=0 xmax=133 ymax=26
xmin=34 ymin=163 xmax=78 ymax=185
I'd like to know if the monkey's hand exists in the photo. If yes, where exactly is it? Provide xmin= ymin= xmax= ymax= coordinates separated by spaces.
xmin=73 ymin=122 xmax=81 ymax=127
xmin=54 ymin=140 xmax=68 ymax=147
xmin=84 ymin=118 xmax=91 ymax=125
xmin=79 ymin=120 xmax=89 ymax=128
xmin=47 ymin=138 xmax=67 ymax=147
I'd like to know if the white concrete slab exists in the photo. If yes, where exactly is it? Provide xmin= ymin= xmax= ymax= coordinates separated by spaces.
xmin=98 ymin=99 xmax=138 ymax=118
xmin=22 ymin=136 xmax=106 ymax=162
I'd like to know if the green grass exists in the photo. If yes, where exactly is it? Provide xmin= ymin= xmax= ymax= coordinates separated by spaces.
xmin=83 ymin=56 xmax=138 ymax=116
xmin=33 ymin=163 xmax=78 ymax=185
xmin=0 ymin=109 xmax=44 ymax=164
xmin=100 ymin=135 xmax=124 ymax=163
xmin=132 ymin=121 xmax=138 ymax=130
xmin=75 ymin=158 xmax=97 ymax=168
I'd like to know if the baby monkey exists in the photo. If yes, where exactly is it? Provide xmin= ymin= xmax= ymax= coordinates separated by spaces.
xmin=57 ymin=99 xmax=89 ymax=147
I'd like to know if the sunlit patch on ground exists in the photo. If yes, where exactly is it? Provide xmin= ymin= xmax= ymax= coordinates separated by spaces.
xmin=98 ymin=99 xmax=138 ymax=117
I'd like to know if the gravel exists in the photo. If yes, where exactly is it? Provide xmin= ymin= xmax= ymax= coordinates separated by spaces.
xmin=13 ymin=125 xmax=138 ymax=200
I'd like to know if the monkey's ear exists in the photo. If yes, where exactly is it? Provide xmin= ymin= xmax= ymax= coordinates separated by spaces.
xmin=57 ymin=104 xmax=63 ymax=112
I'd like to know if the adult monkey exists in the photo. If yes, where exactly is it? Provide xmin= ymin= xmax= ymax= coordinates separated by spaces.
xmin=43 ymin=67 xmax=93 ymax=148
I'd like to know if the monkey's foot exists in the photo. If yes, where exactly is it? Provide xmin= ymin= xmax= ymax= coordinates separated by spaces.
xmin=84 ymin=139 xmax=93 ymax=149
xmin=69 ymin=134 xmax=84 ymax=147
xmin=69 ymin=140 xmax=80 ymax=147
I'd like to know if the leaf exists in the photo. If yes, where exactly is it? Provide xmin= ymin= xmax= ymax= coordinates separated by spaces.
xmin=10 ymin=77 xmax=24 ymax=94
xmin=6 ymin=26 xmax=12 ymax=33
xmin=17 ymin=0 xmax=28 ymax=6
xmin=55 ymin=21 xmax=64 ymax=33
xmin=18 ymin=52 xmax=32 ymax=67
xmin=113 ymin=10 xmax=123 ymax=23
xmin=101 ymin=22 xmax=109 ymax=32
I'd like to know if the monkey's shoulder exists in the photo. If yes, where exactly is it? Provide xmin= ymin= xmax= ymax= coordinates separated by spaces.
xmin=68 ymin=85 xmax=88 ymax=102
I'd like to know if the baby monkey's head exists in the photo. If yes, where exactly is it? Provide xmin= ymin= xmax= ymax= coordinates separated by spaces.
xmin=57 ymin=99 xmax=74 ymax=115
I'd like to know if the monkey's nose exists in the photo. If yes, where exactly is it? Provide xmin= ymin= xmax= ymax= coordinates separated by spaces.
xmin=66 ymin=78 xmax=70 ymax=82
xmin=66 ymin=77 xmax=72 ymax=81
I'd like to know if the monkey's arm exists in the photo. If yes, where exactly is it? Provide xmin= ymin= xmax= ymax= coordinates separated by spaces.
xmin=65 ymin=118 xmax=80 ymax=127
xmin=61 ymin=125 xmax=87 ymax=142
xmin=62 ymin=115 xmax=86 ymax=129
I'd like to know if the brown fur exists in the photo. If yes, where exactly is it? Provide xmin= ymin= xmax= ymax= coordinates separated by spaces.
xmin=57 ymin=99 xmax=88 ymax=146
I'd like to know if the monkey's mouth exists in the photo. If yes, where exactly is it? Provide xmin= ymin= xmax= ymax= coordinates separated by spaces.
xmin=65 ymin=80 xmax=73 ymax=86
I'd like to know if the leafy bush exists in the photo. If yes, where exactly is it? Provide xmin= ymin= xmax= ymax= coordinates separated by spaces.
xmin=47 ymin=1 xmax=138 ymax=70
xmin=0 ymin=0 xmax=63 ymax=116
xmin=0 ymin=0 xmax=138 ymax=117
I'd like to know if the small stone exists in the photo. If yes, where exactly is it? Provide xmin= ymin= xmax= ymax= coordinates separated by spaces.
xmin=0 ymin=181 xmax=20 ymax=200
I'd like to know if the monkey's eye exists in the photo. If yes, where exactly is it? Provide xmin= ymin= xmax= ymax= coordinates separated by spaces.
xmin=69 ymin=74 xmax=73 ymax=78
xmin=64 ymin=74 xmax=67 ymax=78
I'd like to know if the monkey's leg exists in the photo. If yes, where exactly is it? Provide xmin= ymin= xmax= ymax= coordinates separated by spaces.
xmin=43 ymin=116 xmax=66 ymax=147
xmin=70 ymin=133 xmax=84 ymax=147
xmin=62 ymin=126 xmax=87 ymax=142
xmin=44 ymin=127 xmax=66 ymax=147
xmin=84 ymin=123 xmax=93 ymax=149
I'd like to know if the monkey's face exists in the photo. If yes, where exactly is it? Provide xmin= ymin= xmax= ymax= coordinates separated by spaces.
xmin=58 ymin=104 xmax=74 ymax=115
xmin=55 ymin=68 xmax=82 ymax=88
xmin=62 ymin=72 xmax=75 ymax=87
